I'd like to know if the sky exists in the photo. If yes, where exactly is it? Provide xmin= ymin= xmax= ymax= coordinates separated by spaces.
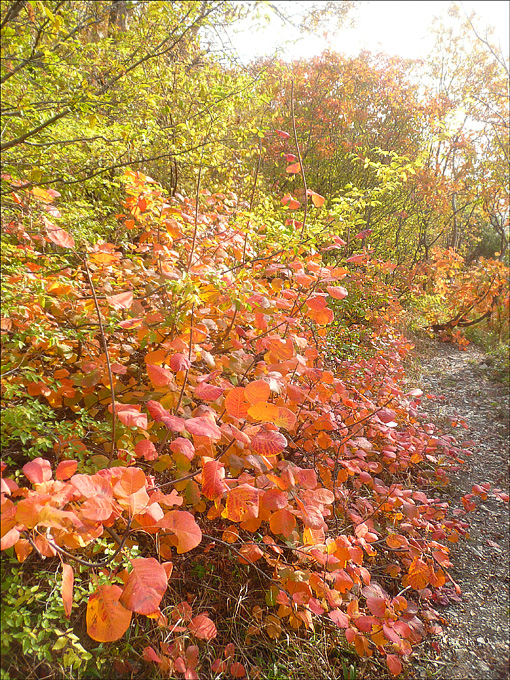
xmin=227 ymin=1 xmax=510 ymax=63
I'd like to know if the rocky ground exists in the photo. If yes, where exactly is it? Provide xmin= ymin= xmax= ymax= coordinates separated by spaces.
xmin=407 ymin=337 xmax=509 ymax=680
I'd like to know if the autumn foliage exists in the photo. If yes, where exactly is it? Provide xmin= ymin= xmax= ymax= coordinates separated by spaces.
xmin=2 ymin=157 xmax=508 ymax=679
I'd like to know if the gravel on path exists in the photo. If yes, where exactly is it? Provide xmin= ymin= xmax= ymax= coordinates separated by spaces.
xmin=407 ymin=338 xmax=509 ymax=680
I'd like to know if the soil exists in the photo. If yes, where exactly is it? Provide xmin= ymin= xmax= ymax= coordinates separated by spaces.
xmin=407 ymin=337 xmax=509 ymax=680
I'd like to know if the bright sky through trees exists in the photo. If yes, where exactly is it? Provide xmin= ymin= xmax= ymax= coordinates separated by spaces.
xmin=230 ymin=1 xmax=510 ymax=62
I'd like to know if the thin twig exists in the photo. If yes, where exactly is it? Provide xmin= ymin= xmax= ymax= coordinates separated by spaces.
xmin=83 ymin=258 xmax=116 ymax=466
xmin=290 ymin=80 xmax=308 ymax=238
xmin=173 ymin=303 xmax=195 ymax=415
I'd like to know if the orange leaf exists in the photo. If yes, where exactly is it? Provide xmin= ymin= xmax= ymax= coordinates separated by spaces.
xmin=308 ymin=190 xmax=325 ymax=207
xmin=114 ymin=467 xmax=146 ymax=496
xmin=281 ymin=194 xmax=301 ymax=209
xmin=147 ymin=364 xmax=173 ymax=388
xmin=31 ymin=186 xmax=54 ymax=203
xmin=120 ymin=558 xmax=167 ymax=615
xmin=62 ymin=564 xmax=74 ymax=619
xmin=286 ymin=162 xmax=301 ymax=174
xmin=269 ymin=508 xmax=296 ymax=537
xmin=223 ymin=484 xmax=259 ymax=522
xmin=81 ymin=496 xmax=113 ymax=522
xmin=224 ymin=387 xmax=250 ymax=419
xmin=238 ymin=542 xmax=263 ymax=564
xmin=245 ymin=379 xmax=271 ymax=404
xmin=201 ymin=460 xmax=227 ymax=500
xmin=406 ymin=557 xmax=431 ymax=590
xmin=247 ymin=401 xmax=279 ymax=422
xmin=306 ymin=306 xmax=334 ymax=325
xmin=86 ymin=585 xmax=132 ymax=642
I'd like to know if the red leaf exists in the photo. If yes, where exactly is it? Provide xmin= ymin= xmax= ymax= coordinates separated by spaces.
xmin=230 ymin=662 xmax=246 ymax=678
xmin=158 ymin=510 xmax=202 ymax=553
xmin=143 ymin=646 xmax=162 ymax=664
xmin=106 ymin=291 xmax=133 ymax=310
xmin=55 ymin=460 xmax=78 ymax=480
xmin=275 ymin=129 xmax=291 ymax=139
xmin=170 ymin=437 xmax=195 ymax=460
xmin=194 ymin=382 xmax=224 ymax=401
xmin=326 ymin=286 xmax=348 ymax=300
xmin=284 ymin=153 xmax=297 ymax=162
xmin=188 ymin=613 xmax=217 ymax=640
xmin=386 ymin=654 xmax=403 ymax=677
xmin=169 ymin=353 xmax=191 ymax=372
xmin=109 ymin=403 xmax=148 ymax=429
xmin=118 ymin=317 xmax=142 ymax=329
xmin=23 ymin=458 xmax=52 ymax=484
xmin=45 ymin=223 xmax=75 ymax=249
xmin=185 ymin=416 xmax=222 ymax=440
xmin=134 ymin=439 xmax=158 ymax=460
xmin=328 ymin=609 xmax=350 ymax=628
xmin=62 ymin=564 xmax=74 ymax=618
xmin=251 ymin=430 xmax=287 ymax=456
xmin=202 ymin=460 xmax=227 ymax=500
xmin=366 ymin=596 xmax=386 ymax=617
xmin=120 ymin=558 xmax=168 ymax=615
xmin=355 ymin=229 xmax=373 ymax=239
xmin=346 ymin=254 xmax=365 ymax=263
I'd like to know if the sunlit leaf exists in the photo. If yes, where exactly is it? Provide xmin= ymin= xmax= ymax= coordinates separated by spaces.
xmin=201 ymin=460 xmax=227 ymax=500
xmin=62 ymin=564 xmax=74 ymax=619
xmin=120 ymin=558 xmax=167 ymax=615
xmin=244 ymin=379 xmax=271 ymax=404
xmin=158 ymin=510 xmax=202 ymax=553
xmin=185 ymin=415 xmax=222 ymax=440
xmin=46 ymin=223 xmax=75 ymax=249
xmin=23 ymin=458 xmax=52 ymax=484
xmin=86 ymin=585 xmax=132 ymax=642
xmin=223 ymin=484 xmax=259 ymax=522
xmin=224 ymin=387 xmax=250 ymax=419
xmin=250 ymin=430 xmax=287 ymax=456
xmin=106 ymin=291 xmax=133 ymax=310
xmin=147 ymin=364 xmax=173 ymax=388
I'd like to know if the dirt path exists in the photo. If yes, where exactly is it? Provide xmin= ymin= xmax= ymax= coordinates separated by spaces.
xmin=407 ymin=338 xmax=509 ymax=680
